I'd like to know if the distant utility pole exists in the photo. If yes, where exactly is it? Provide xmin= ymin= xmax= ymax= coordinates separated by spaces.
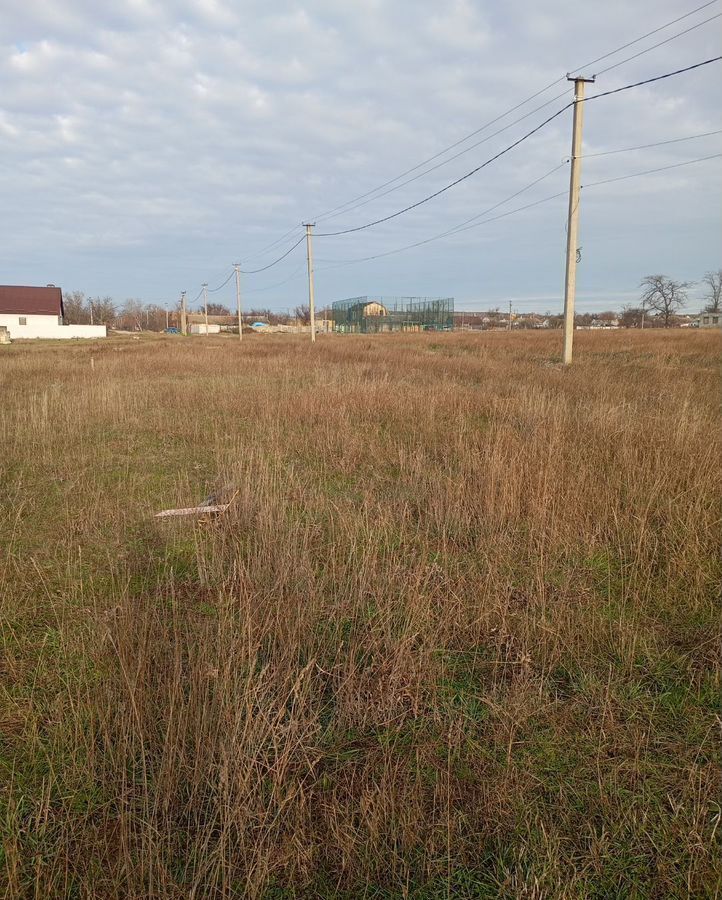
xmin=234 ymin=263 xmax=243 ymax=342
xmin=89 ymin=300 xmax=94 ymax=326
xmin=180 ymin=291 xmax=187 ymax=335
xmin=165 ymin=306 xmax=169 ymax=329
xmin=303 ymin=223 xmax=316 ymax=343
xmin=562 ymin=74 xmax=595 ymax=366
xmin=202 ymin=283 xmax=209 ymax=336
xmin=507 ymin=299 xmax=512 ymax=332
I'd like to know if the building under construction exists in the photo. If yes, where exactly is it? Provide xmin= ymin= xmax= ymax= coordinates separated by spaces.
xmin=332 ymin=296 xmax=454 ymax=333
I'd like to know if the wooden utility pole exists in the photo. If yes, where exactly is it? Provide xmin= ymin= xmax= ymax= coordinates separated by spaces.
xmin=234 ymin=263 xmax=243 ymax=342
xmin=180 ymin=291 xmax=187 ymax=335
xmin=202 ymin=283 xmax=209 ymax=336
xmin=303 ymin=223 xmax=316 ymax=343
xmin=562 ymin=74 xmax=595 ymax=365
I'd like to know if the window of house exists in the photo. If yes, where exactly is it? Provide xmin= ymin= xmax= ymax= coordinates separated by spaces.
xmin=18 ymin=317 xmax=27 ymax=325
xmin=713 ymin=316 xmax=719 ymax=325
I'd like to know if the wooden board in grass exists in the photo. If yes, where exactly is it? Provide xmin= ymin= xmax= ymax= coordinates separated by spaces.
xmin=155 ymin=490 xmax=238 ymax=521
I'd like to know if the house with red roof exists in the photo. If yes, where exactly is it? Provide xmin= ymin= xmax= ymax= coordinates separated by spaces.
xmin=0 ymin=285 xmax=107 ymax=340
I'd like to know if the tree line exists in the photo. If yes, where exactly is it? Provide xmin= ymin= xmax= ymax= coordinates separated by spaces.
xmin=63 ymin=271 xmax=719 ymax=331
xmin=62 ymin=292 xmax=324 ymax=330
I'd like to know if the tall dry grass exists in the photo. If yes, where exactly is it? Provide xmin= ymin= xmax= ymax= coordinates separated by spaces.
xmin=0 ymin=329 xmax=720 ymax=898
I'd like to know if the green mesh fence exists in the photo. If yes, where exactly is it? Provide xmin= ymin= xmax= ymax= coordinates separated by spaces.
xmin=332 ymin=296 xmax=454 ymax=333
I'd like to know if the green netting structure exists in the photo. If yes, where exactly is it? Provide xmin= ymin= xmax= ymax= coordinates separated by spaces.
xmin=332 ymin=296 xmax=454 ymax=333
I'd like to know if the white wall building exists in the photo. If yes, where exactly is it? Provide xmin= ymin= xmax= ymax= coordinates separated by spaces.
xmin=0 ymin=285 xmax=107 ymax=339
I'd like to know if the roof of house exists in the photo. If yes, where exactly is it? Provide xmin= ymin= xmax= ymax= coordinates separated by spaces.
xmin=0 ymin=285 xmax=64 ymax=317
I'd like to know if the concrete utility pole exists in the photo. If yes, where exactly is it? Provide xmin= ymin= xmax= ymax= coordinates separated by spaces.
xmin=507 ymin=299 xmax=512 ymax=332
xmin=202 ymin=283 xmax=209 ymax=336
xmin=165 ymin=306 xmax=169 ymax=330
xmin=89 ymin=300 xmax=94 ymax=326
xmin=234 ymin=263 xmax=243 ymax=342
xmin=180 ymin=291 xmax=187 ymax=335
xmin=303 ymin=223 xmax=316 ymax=343
xmin=562 ymin=74 xmax=595 ymax=366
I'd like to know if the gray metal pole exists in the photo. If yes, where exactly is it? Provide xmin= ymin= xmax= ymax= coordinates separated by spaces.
xmin=304 ymin=223 xmax=316 ymax=343
xmin=562 ymin=75 xmax=595 ymax=365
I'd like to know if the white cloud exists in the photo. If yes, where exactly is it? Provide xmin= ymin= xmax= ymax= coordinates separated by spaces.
xmin=0 ymin=0 xmax=719 ymax=310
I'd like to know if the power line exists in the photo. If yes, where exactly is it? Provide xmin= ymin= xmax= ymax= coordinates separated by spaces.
xmin=596 ymin=13 xmax=721 ymax=76
xmin=316 ymin=56 xmax=721 ymax=238
xmin=583 ymin=153 xmax=721 ymax=187
xmin=314 ymin=90 xmax=571 ymax=225
xmin=569 ymin=0 xmax=718 ymax=73
xmin=311 ymin=0 xmax=720 ymax=224
xmin=585 ymin=130 xmax=722 ymax=157
xmin=317 ymin=191 xmax=568 ymax=270
xmin=239 ymin=234 xmax=307 ymax=273
xmin=317 ymin=152 xmax=719 ymax=271
xmin=315 ymin=105 xmax=572 ymax=237
xmin=245 ymin=263 xmax=308 ymax=294
xmin=207 ymin=269 xmax=235 ymax=292
xmin=587 ymin=56 xmax=722 ymax=101
xmin=307 ymin=32 xmax=718 ymax=232
xmin=317 ymin=162 xmax=569 ymax=266
xmin=242 ymin=223 xmax=303 ymax=264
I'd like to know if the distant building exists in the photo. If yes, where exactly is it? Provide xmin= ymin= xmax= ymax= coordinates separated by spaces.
xmin=697 ymin=311 xmax=721 ymax=328
xmin=189 ymin=323 xmax=222 ymax=334
xmin=0 ymin=285 xmax=106 ymax=340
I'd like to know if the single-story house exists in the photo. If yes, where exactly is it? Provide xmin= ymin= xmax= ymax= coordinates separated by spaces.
xmin=0 ymin=285 xmax=107 ymax=339
xmin=697 ymin=311 xmax=721 ymax=328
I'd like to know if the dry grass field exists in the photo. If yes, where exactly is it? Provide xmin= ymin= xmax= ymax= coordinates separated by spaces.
xmin=0 ymin=329 xmax=720 ymax=898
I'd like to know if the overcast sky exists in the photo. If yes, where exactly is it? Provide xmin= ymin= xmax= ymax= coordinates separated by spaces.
xmin=1 ymin=0 xmax=720 ymax=313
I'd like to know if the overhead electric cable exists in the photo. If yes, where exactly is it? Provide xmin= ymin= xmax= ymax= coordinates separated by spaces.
xmin=595 ymin=13 xmax=721 ymax=76
xmin=315 ymin=105 xmax=572 ymax=236
xmin=585 ymin=130 xmax=722 ymax=157
xmin=586 ymin=56 xmax=722 ymax=101
xmin=311 ymin=0 xmax=720 ymax=223
xmin=245 ymin=263 xmax=308 ymax=293
xmin=317 ymin=162 xmax=569 ymax=265
xmin=316 ymin=57 xmax=722 ymax=238
xmin=315 ymin=91 xmax=571 ymax=224
xmin=583 ymin=153 xmax=722 ymax=187
xmin=207 ymin=270 xmax=235 ymax=292
xmin=316 ymin=191 xmax=568 ymax=270
xmin=317 ymin=151 xmax=719 ymax=270
xmin=243 ymin=223 xmax=304 ymax=263
xmin=568 ymin=1 xmax=719 ymax=73
xmin=240 ymin=234 xmax=306 ymax=273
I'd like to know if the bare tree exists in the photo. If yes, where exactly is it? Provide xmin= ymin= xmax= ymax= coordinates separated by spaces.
xmin=620 ymin=305 xmax=645 ymax=328
xmin=89 ymin=296 xmax=117 ymax=325
xmin=597 ymin=310 xmax=618 ymax=323
xmin=120 ymin=298 xmax=145 ymax=331
xmin=63 ymin=290 xmax=89 ymax=324
xmin=701 ymin=269 xmax=721 ymax=312
xmin=206 ymin=303 xmax=231 ymax=316
xmin=294 ymin=304 xmax=311 ymax=324
xmin=640 ymin=275 xmax=690 ymax=327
